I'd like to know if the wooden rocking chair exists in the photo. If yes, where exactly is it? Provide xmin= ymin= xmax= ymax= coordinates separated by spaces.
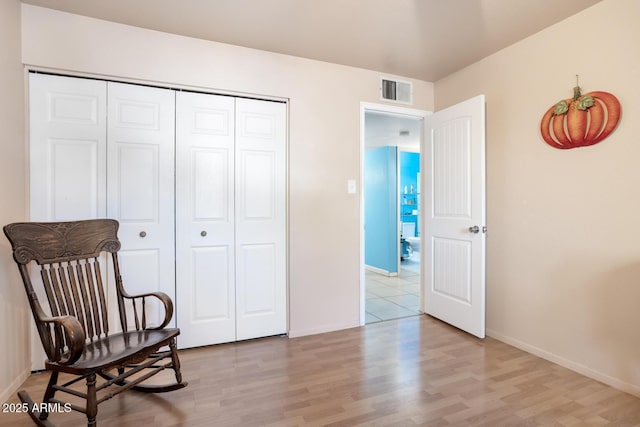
xmin=3 ymin=219 xmax=187 ymax=427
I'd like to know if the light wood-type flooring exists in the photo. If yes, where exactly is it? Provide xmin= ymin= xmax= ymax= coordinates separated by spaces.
xmin=2 ymin=315 xmax=640 ymax=426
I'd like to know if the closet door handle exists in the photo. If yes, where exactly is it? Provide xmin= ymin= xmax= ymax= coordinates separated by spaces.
xmin=200 ymin=230 xmax=207 ymax=237
xmin=139 ymin=231 xmax=147 ymax=238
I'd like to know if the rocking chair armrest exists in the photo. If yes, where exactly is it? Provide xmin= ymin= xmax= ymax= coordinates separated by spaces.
xmin=40 ymin=315 xmax=86 ymax=365
xmin=123 ymin=291 xmax=174 ymax=330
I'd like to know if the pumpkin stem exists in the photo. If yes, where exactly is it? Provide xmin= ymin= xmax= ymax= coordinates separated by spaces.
xmin=573 ymin=85 xmax=582 ymax=100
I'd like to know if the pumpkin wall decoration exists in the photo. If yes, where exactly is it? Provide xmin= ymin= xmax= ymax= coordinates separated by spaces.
xmin=540 ymin=79 xmax=621 ymax=149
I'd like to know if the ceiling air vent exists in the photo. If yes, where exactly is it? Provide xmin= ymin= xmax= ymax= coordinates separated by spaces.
xmin=380 ymin=77 xmax=412 ymax=104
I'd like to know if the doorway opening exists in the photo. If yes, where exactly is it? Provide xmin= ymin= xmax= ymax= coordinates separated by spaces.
xmin=360 ymin=103 xmax=429 ymax=325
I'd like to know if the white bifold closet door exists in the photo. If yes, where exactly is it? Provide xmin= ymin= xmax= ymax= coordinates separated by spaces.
xmin=176 ymin=92 xmax=287 ymax=348
xmin=29 ymin=75 xmax=177 ymax=332
xmin=28 ymin=73 xmax=107 ymax=370
xmin=175 ymin=92 xmax=237 ymax=346
xmin=234 ymin=98 xmax=287 ymax=341
xmin=30 ymin=73 xmax=287 ymax=353
xmin=29 ymin=74 xmax=107 ymax=222
xmin=106 ymin=82 xmax=176 ymax=329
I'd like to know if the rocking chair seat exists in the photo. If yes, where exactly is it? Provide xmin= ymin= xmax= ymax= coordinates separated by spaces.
xmin=50 ymin=328 xmax=181 ymax=374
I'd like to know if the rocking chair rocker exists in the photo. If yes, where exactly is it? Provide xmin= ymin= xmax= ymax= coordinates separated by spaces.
xmin=3 ymin=219 xmax=187 ymax=427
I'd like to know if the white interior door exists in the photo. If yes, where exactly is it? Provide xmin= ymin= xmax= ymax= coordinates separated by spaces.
xmin=107 ymin=82 xmax=176 ymax=329
xmin=423 ymin=95 xmax=486 ymax=338
xmin=28 ymin=73 xmax=107 ymax=370
xmin=235 ymin=98 xmax=287 ymax=341
xmin=176 ymin=91 xmax=236 ymax=348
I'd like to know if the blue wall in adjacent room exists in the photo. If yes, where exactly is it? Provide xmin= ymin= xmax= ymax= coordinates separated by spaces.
xmin=364 ymin=146 xmax=397 ymax=273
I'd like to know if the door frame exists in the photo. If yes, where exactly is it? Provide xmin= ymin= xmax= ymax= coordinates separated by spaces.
xmin=359 ymin=102 xmax=430 ymax=326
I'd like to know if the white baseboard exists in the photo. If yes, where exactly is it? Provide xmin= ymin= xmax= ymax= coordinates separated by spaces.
xmin=486 ymin=328 xmax=640 ymax=399
xmin=288 ymin=320 xmax=359 ymax=338
xmin=364 ymin=265 xmax=398 ymax=277
xmin=0 ymin=368 xmax=31 ymax=404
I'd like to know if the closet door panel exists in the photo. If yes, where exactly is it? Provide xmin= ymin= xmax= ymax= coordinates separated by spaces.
xmin=115 ymin=144 xmax=158 ymax=219
xmin=107 ymin=82 xmax=176 ymax=329
xmin=237 ymin=243 xmax=276 ymax=312
xmin=235 ymin=98 xmax=287 ymax=341
xmin=28 ymin=73 xmax=107 ymax=370
xmin=176 ymin=92 xmax=236 ymax=348
xmin=48 ymin=141 xmax=102 ymax=220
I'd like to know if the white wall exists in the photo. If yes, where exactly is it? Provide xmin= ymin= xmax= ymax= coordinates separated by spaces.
xmin=0 ymin=0 xmax=30 ymax=404
xmin=435 ymin=0 xmax=640 ymax=395
xmin=7 ymin=0 xmax=640 ymax=404
xmin=20 ymin=4 xmax=434 ymax=339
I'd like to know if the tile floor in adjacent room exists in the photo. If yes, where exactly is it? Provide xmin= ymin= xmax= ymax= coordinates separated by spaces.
xmin=365 ymin=246 xmax=421 ymax=323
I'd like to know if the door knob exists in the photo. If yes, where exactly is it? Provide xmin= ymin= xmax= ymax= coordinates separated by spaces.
xmin=200 ymin=230 xmax=207 ymax=237
xmin=139 ymin=231 xmax=147 ymax=238
xmin=468 ymin=225 xmax=480 ymax=234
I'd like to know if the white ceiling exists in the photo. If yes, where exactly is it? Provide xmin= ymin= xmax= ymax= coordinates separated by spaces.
xmin=365 ymin=112 xmax=423 ymax=150
xmin=21 ymin=0 xmax=601 ymax=82
xmin=20 ymin=0 xmax=601 ymax=149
